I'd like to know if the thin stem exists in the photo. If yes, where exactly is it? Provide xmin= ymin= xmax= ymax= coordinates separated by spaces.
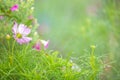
xmin=10 ymin=40 xmax=16 ymax=65
xmin=7 ymin=40 xmax=10 ymax=54
xmin=12 ymin=40 xmax=16 ymax=55
xmin=91 ymin=48 xmax=95 ymax=56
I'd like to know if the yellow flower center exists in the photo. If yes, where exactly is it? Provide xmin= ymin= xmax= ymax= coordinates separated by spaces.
xmin=16 ymin=33 xmax=22 ymax=38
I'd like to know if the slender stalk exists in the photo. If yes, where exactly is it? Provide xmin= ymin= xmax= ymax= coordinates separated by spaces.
xmin=12 ymin=40 xmax=16 ymax=55
xmin=9 ymin=40 xmax=16 ymax=65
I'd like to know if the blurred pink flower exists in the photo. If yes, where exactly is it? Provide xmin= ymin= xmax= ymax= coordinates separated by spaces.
xmin=32 ymin=42 xmax=41 ymax=51
xmin=0 ymin=16 xmax=4 ymax=20
xmin=28 ymin=15 xmax=34 ymax=20
xmin=12 ymin=22 xmax=32 ymax=44
xmin=41 ymin=40 xmax=49 ymax=49
xmin=10 ymin=4 xmax=19 ymax=11
xmin=33 ymin=40 xmax=49 ymax=51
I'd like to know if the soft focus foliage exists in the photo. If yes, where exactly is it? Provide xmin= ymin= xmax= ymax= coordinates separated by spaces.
xmin=0 ymin=0 xmax=102 ymax=80
xmin=34 ymin=0 xmax=120 ymax=80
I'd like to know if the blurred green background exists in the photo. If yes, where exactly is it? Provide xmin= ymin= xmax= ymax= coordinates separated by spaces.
xmin=34 ymin=0 xmax=120 ymax=79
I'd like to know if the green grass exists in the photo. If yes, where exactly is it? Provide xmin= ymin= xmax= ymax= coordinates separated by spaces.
xmin=0 ymin=41 xmax=102 ymax=80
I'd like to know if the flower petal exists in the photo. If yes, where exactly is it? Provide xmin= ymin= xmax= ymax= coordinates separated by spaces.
xmin=40 ymin=40 xmax=49 ymax=49
xmin=11 ymin=4 xmax=19 ymax=11
xmin=18 ymin=24 xmax=31 ymax=36
xmin=22 ymin=27 xmax=31 ymax=36
xmin=16 ymin=37 xmax=32 ymax=44
xmin=22 ymin=37 xmax=32 ymax=44
xmin=16 ymin=38 xmax=25 ymax=45
xmin=33 ymin=42 xmax=41 ymax=51
xmin=18 ymin=24 xmax=26 ymax=33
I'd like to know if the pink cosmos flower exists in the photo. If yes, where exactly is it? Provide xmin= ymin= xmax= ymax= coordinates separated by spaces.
xmin=33 ymin=40 xmax=49 ymax=51
xmin=40 ymin=40 xmax=49 ymax=49
xmin=12 ymin=22 xmax=32 ymax=44
xmin=10 ymin=4 xmax=19 ymax=11
xmin=32 ymin=42 xmax=41 ymax=51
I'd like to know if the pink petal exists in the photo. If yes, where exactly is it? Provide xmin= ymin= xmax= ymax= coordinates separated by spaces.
xmin=16 ymin=37 xmax=32 ymax=44
xmin=33 ymin=42 xmax=41 ymax=51
xmin=18 ymin=24 xmax=26 ymax=33
xmin=22 ymin=27 xmax=31 ymax=36
xmin=22 ymin=37 xmax=32 ymax=43
xmin=18 ymin=24 xmax=31 ymax=36
xmin=11 ymin=4 xmax=19 ymax=11
xmin=40 ymin=40 xmax=49 ymax=49
xmin=16 ymin=38 xmax=25 ymax=45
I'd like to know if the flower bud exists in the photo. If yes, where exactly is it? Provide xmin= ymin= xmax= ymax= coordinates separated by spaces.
xmin=34 ymin=32 xmax=38 ymax=36
xmin=6 ymin=34 xmax=11 ymax=40
xmin=90 ymin=45 xmax=96 ymax=49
